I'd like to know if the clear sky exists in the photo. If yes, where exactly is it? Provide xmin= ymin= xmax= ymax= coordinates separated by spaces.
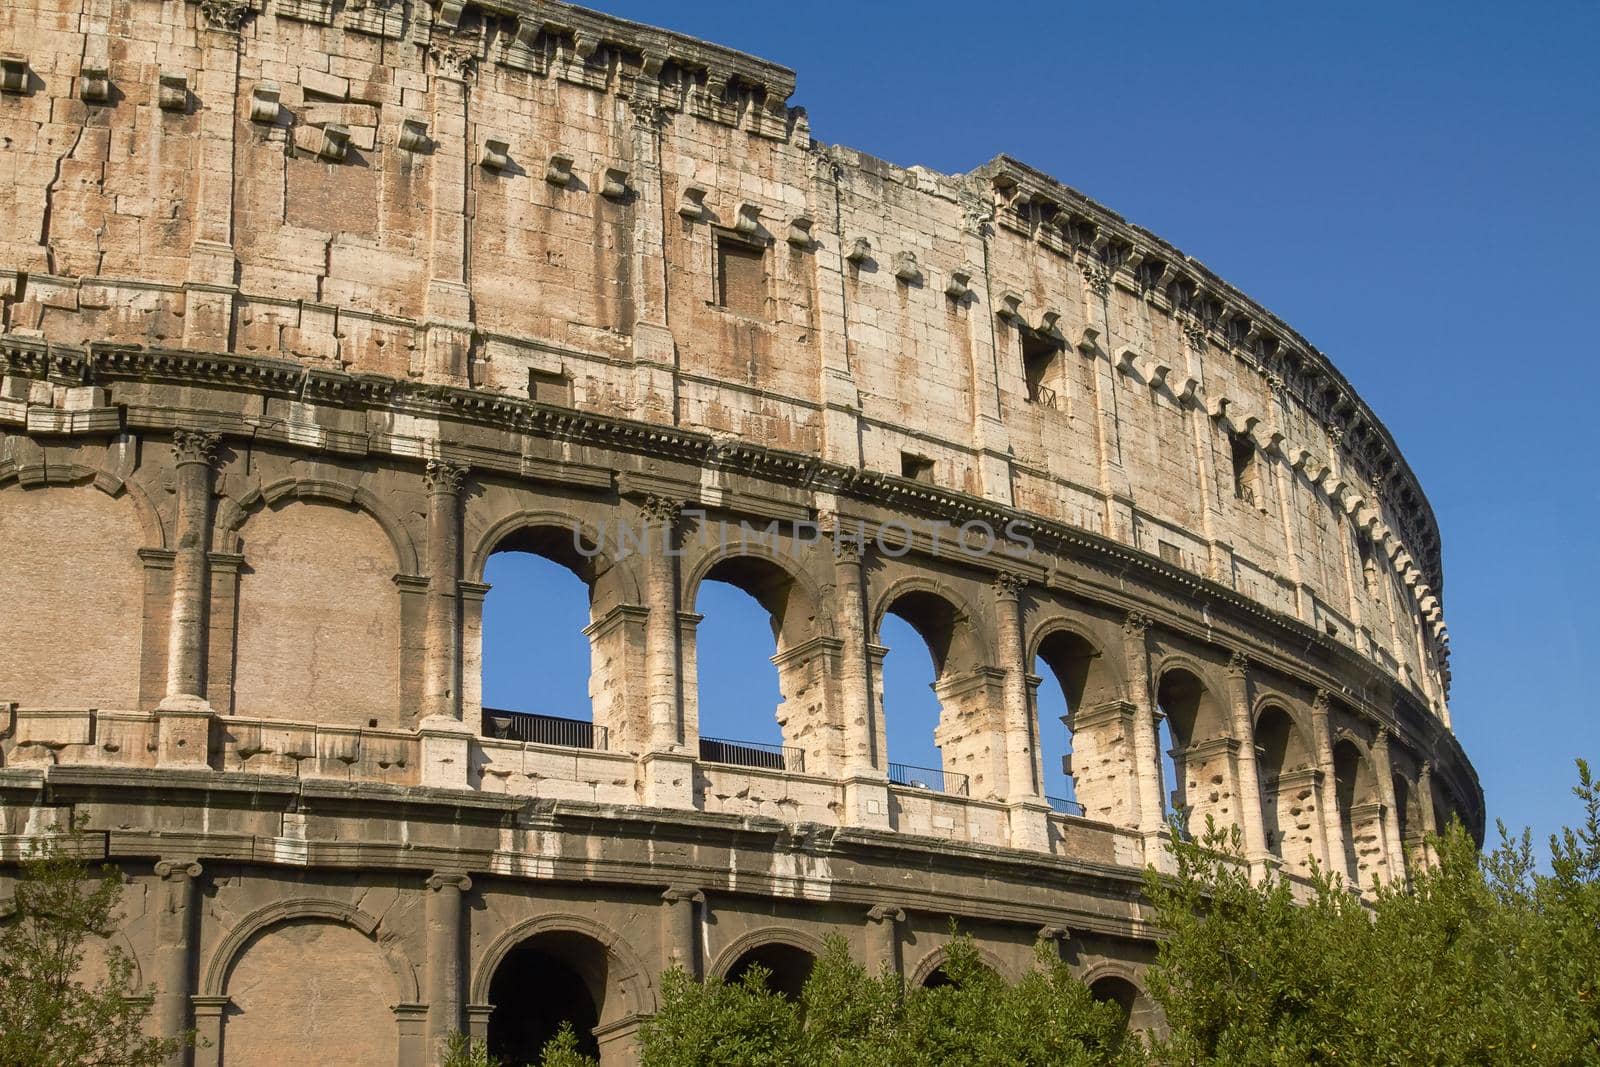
xmin=482 ymin=1 xmax=1600 ymax=850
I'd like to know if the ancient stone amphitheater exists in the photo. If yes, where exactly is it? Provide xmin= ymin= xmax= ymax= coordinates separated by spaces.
xmin=0 ymin=0 xmax=1481 ymax=1062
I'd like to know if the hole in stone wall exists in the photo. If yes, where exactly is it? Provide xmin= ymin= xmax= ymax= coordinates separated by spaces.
xmin=899 ymin=452 xmax=935 ymax=483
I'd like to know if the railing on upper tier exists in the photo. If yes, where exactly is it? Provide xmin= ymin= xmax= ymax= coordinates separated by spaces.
xmin=889 ymin=761 xmax=970 ymax=796
xmin=481 ymin=708 xmax=608 ymax=751
xmin=698 ymin=736 xmax=804 ymax=773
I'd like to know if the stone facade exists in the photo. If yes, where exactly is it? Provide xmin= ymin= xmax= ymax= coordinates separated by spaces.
xmin=0 ymin=0 xmax=1479 ymax=1064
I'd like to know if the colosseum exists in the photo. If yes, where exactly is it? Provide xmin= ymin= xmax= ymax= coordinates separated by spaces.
xmin=0 ymin=0 xmax=1482 ymax=1062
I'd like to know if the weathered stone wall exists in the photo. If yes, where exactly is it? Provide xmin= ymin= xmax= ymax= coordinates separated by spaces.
xmin=0 ymin=1 xmax=1477 ymax=1064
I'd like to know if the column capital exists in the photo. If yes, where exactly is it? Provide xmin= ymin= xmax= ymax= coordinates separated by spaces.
xmin=991 ymin=571 xmax=1026 ymax=600
xmin=425 ymin=871 xmax=473 ymax=893
xmin=1036 ymin=923 xmax=1071 ymax=944
xmin=1122 ymin=610 xmax=1153 ymax=639
xmin=1226 ymin=650 xmax=1250 ymax=679
xmin=638 ymin=493 xmax=683 ymax=527
xmin=155 ymin=859 xmax=203 ymax=882
xmin=865 ymin=903 xmax=905 ymax=924
xmin=171 ymin=430 xmax=221 ymax=467
xmin=661 ymin=886 xmax=704 ymax=905
xmin=424 ymin=459 xmax=469 ymax=496
xmin=1312 ymin=687 xmax=1333 ymax=715
xmin=831 ymin=531 xmax=865 ymax=564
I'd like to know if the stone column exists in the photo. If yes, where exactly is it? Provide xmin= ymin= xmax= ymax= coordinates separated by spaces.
xmin=1122 ymin=613 xmax=1166 ymax=846
xmin=425 ymin=872 xmax=472 ymax=1055
xmin=159 ymin=431 xmax=219 ymax=767
xmin=1310 ymin=690 xmax=1346 ymax=872
xmin=1371 ymin=729 xmax=1407 ymax=885
xmin=640 ymin=496 xmax=692 ymax=807
xmin=421 ymin=41 xmax=475 ymax=385
xmin=660 ymin=886 xmax=703 ymax=979
xmin=153 ymin=860 xmax=202 ymax=1065
xmin=181 ymin=10 xmax=242 ymax=348
xmin=189 ymin=996 xmax=228 ymax=1067
xmin=835 ymin=523 xmax=890 ymax=828
xmin=995 ymin=573 xmax=1048 ymax=850
xmin=422 ymin=461 xmax=466 ymax=724
xmin=1418 ymin=760 xmax=1440 ymax=866
xmin=1224 ymin=652 xmax=1270 ymax=867
xmin=864 ymin=904 xmax=904 ymax=979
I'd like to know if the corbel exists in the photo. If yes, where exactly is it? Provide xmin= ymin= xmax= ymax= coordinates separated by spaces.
xmin=677 ymin=183 xmax=707 ymax=220
xmin=480 ymin=136 xmax=510 ymax=172
xmin=397 ymin=118 xmax=429 ymax=153
xmin=734 ymin=202 xmax=762 ymax=237
xmin=995 ymin=290 xmax=1023 ymax=323
xmin=599 ymin=166 xmax=630 ymax=199
xmin=158 ymin=70 xmax=187 ymax=111
xmin=545 ymin=152 xmax=574 ymax=187
xmin=944 ymin=269 xmax=972 ymax=300
xmin=1114 ymin=346 xmax=1140 ymax=376
xmin=572 ymin=31 xmax=601 ymax=64
xmin=248 ymin=81 xmax=280 ymax=124
xmin=1076 ymin=326 xmax=1100 ymax=354
xmin=785 ymin=215 xmax=813 ymax=248
xmin=1148 ymin=361 xmax=1173 ymax=390
xmin=1176 ymin=376 xmax=1203 ymax=407
xmin=316 ymin=123 xmax=350 ymax=162
xmin=79 ymin=66 xmax=111 ymax=104
xmin=1037 ymin=309 xmax=1064 ymax=340
xmin=0 ymin=55 xmax=27 ymax=95
xmin=434 ymin=0 xmax=464 ymax=31
xmin=845 ymin=236 xmax=872 ymax=264
xmin=892 ymin=250 xmax=921 ymax=283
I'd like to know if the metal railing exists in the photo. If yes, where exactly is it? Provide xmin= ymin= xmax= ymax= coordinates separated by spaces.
xmin=481 ymin=709 xmax=608 ymax=751
xmin=1046 ymin=794 xmax=1086 ymax=817
xmin=698 ymin=736 xmax=803 ymax=773
xmin=889 ymin=762 xmax=969 ymax=796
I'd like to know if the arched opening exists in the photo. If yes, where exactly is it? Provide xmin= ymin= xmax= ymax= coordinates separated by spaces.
xmin=1089 ymin=974 xmax=1156 ymax=1036
xmin=1034 ymin=629 xmax=1114 ymax=817
xmin=724 ymin=942 xmax=815 ymax=1001
xmin=1154 ymin=668 xmax=1227 ymax=835
xmin=918 ymin=957 xmax=999 ymax=990
xmin=877 ymin=589 xmax=982 ymax=797
xmin=1254 ymin=705 xmax=1317 ymax=871
xmin=477 ymin=526 xmax=603 ymax=750
xmin=1333 ymin=739 xmax=1381 ymax=885
xmin=1393 ymin=772 xmax=1415 ymax=875
xmin=487 ymin=931 xmax=607 ymax=1064
xmin=691 ymin=555 xmax=820 ymax=773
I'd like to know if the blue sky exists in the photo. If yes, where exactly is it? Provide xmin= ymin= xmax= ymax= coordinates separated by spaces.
xmin=483 ymin=1 xmax=1600 ymax=849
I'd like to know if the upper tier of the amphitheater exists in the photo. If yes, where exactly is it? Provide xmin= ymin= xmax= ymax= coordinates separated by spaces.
xmin=0 ymin=0 xmax=1450 ymax=713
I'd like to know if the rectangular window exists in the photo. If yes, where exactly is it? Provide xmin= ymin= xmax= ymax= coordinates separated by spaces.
xmin=1230 ymin=434 xmax=1259 ymax=506
xmin=714 ymin=236 xmax=767 ymax=318
xmin=900 ymin=452 xmax=936 ymax=483
xmin=1021 ymin=329 xmax=1062 ymax=409
xmin=528 ymin=368 xmax=571 ymax=406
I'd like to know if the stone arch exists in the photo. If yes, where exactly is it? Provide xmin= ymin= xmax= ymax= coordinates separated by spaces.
xmin=0 ymin=481 xmax=148 ymax=710
xmin=1028 ymin=619 xmax=1119 ymax=813
xmin=905 ymin=941 xmax=1011 ymax=989
xmin=1332 ymin=735 xmax=1385 ymax=885
xmin=871 ymin=576 xmax=994 ymax=796
xmin=868 ymin=575 xmax=987 ymax=678
xmin=1253 ymin=701 xmax=1319 ymax=871
xmin=219 ymin=476 xmax=420 ymax=576
xmin=471 ymin=912 xmax=654 ymax=1018
xmin=1153 ymin=661 xmax=1234 ymax=833
xmin=1083 ymin=961 xmax=1159 ymax=1034
xmin=683 ymin=541 xmax=833 ymax=771
xmin=709 ymin=927 xmax=826 ymax=1001
xmin=201 ymin=898 xmax=417 ymax=1000
xmin=230 ymin=491 xmax=405 ymax=727
xmin=468 ymin=511 xmax=642 ymax=749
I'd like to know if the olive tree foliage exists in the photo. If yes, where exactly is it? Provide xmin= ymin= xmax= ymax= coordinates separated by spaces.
xmin=1142 ymin=760 xmax=1600 ymax=1065
xmin=0 ymin=824 xmax=185 ymax=1067
xmin=638 ymin=933 xmax=1131 ymax=1067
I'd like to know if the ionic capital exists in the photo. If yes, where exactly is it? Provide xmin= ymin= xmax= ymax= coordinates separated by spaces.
xmin=155 ymin=859 xmax=203 ymax=883
xmin=425 ymin=871 xmax=473 ymax=894
xmin=171 ymin=430 xmax=221 ymax=468
xmin=661 ymin=886 xmax=704 ymax=905
xmin=1036 ymin=924 xmax=1071 ymax=944
xmin=865 ymin=903 xmax=904 ymax=925
xmin=424 ymin=459 xmax=468 ymax=496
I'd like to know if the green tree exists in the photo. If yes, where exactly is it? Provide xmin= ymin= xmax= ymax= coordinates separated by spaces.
xmin=1141 ymin=760 xmax=1600 ymax=1065
xmin=0 ymin=825 xmax=184 ymax=1067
